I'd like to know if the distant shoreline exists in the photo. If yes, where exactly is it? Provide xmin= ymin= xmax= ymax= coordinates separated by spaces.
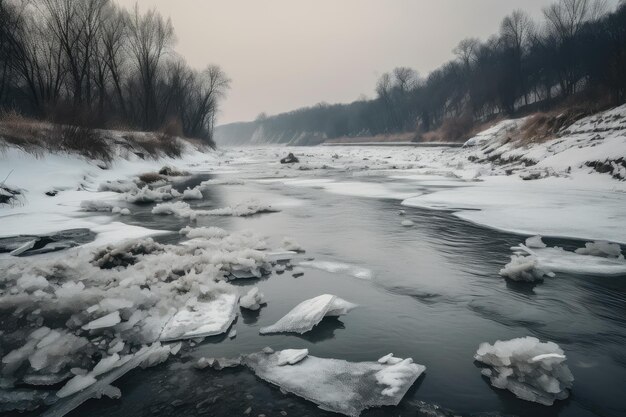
xmin=321 ymin=141 xmax=463 ymax=147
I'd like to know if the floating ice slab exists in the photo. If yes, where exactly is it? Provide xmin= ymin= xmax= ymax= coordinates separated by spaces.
xmin=159 ymin=293 xmax=239 ymax=341
xmin=299 ymin=260 xmax=372 ymax=280
xmin=514 ymin=244 xmax=626 ymax=276
xmin=259 ymin=294 xmax=356 ymax=335
xmin=475 ymin=337 xmax=574 ymax=406
xmin=244 ymin=350 xmax=425 ymax=417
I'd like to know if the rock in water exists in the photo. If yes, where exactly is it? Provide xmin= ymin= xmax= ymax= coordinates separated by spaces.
xmin=474 ymin=337 xmax=574 ymax=406
xmin=244 ymin=350 xmax=425 ymax=417
xmin=280 ymin=153 xmax=299 ymax=164
xmin=259 ymin=294 xmax=356 ymax=335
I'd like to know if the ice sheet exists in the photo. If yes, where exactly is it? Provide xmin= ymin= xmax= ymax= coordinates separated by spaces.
xmin=244 ymin=350 xmax=425 ymax=417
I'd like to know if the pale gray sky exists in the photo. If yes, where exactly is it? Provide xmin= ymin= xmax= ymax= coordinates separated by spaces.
xmin=115 ymin=0 xmax=570 ymax=124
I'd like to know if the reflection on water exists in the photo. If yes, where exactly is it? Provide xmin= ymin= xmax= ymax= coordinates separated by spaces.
xmin=57 ymin=167 xmax=626 ymax=417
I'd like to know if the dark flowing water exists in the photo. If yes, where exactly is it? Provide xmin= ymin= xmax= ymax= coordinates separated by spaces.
xmin=34 ymin=164 xmax=626 ymax=417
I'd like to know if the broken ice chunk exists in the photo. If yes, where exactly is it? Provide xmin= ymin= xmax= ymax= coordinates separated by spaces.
xmin=512 ymin=244 xmax=626 ymax=276
xmin=82 ymin=311 xmax=121 ymax=331
xmin=474 ymin=336 xmax=574 ymax=406
xmin=182 ymin=187 xmax=203 ymax=200
xmin=276 ymin=349 xmax=308 ymax=366
xmin=244 ymin=350 xmax=425 ymax=417
xmin=376 ymin=358 xmax=419 ymax=397
xmin=240 ymin=287 xmax=266 ymax=311
xmin=525 ymin=236 xmax=547 ymax=248
xmin=56 ymin=375 xmax=97 ymax=398
xmin=377 ymin=353 xmax=403 ymax=365
xmin=159 ymin=292 xmax=239 ymax=341
xmin=43 ymin=344 xmax=171 ymax=417
xmin=259 ymin=294 xmax=356 ymax=335
xmin=401 ymin=220 xmax=414 ymax=227
xmin=499 ymin=254 xmax=555 ymax=282
xmin=575 ymin=240 xmax=623 ymax=259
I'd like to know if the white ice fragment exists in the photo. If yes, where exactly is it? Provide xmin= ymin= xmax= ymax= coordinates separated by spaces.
xmin=281 ymin=237 xmax=304 ymax=252
xmin=228 ymin=329 xmax=237 ymax=339
xmin=259 ymin=294 xmax=356 ymax=335
xmin=375 ymin=358 xmax=418 ymax=397
xmin=16 ymin=274 xmax=49 ymax=292
xmin=107 ymin=341 xmax=124 ymax=355
xmin=80 ymin=200 xmax=113 ymax=212
xmin=182 ymin=187 xmax=203 ymax=200
xmin=298 ymin=261 xmax=372 ymax=280
xmin=159 ymin=292 xmax=239 ymax=341
xmin=525 ymin=236 xmax=547 ymax=248
xmin=204 ymin=200 xmax=279 ymax=217
xmin=499 ymin=254 xmax=554 ymax=282
xmin=240 ymin=287 xmax=266 ymax=311
xmin=377 ymin=353 xmax=403 ymax=365
xmin=512 ymin=244 xmax=626 ymax=276
xmin=401 ymin=220 xmax=414 ymax=227
xmin=575 ymin=241 xmax=623 ymax=259
xmin=43 ymin=344 xmax=171 ymax=417
xmin=56 ymin=375 xmax=97 ymax=398
xmin=82 ymin=311 xmax=121 ymax=331
xmin=474 ymin=337 xmax=574 ymax=406
xmin=276 ymin=349 xmax=308 ymax=366
xmin=91 ymin=354 xmax=121 ymax=377
xmin=112 ymin=207 xmax=131 ymax=216
xmin=244 ymin=350 xmax=425 ymax=417
xmin=152 ymin=201 xmax=196 ymax=219
xmin=179 ymin=226 xmax=228 ymax=239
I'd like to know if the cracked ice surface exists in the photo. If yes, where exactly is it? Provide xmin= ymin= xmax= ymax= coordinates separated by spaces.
xmin=244 ymin=350 xmax=425 ymax=417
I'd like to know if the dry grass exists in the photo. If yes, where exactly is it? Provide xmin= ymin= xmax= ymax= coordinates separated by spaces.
xmin=420 ymin=113 xmax=476 ymax=143
xmin=0 ymin=112 xmax=190 ymax=161
xmin=519 ymin=90 xmax=614 ymax=144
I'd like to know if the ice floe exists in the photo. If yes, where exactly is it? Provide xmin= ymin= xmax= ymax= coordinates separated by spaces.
xmin=502 ymin=239 xmax=626 ymax=279
xmin=298 ymin=260 xmax=372 ymax=280
xmin=259 ymin=294 xmax=356 ymax=334
xmin=474 ymin=337 xmax=574 ymax=406
xmin=159 ymin=291 xmax=239 ymax=341
xmin=244 ymin=349 xmax=425 ymax=416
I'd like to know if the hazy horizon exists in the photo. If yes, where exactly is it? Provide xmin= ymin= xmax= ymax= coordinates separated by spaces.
xmin=115 ymin=0 xmax=607 ymax=125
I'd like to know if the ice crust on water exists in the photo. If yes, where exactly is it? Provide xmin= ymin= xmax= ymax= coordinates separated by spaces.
xmin=259 ymin=294 xmax=356 ymax=334
xmin=474 ymin=337 xmax=574 ymax=406
xmin=244 ymin=350 xmax=425 ymax=417
xmin=240 ymin=287 xmax=266 ymax=310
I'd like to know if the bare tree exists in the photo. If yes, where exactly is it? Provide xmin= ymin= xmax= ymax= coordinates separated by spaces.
xmin=127 ymin=4 xmax=174 ymax=129
xmin=501 ymin=10 xmax=536 ymax=105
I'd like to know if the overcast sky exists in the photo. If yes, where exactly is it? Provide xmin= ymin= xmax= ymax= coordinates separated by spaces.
xmin=115 ymin=0 xmax=576 ymax=125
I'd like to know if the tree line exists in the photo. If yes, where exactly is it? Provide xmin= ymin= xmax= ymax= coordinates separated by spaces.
xmin=0 ymin=0 xmax=230 ymax=144
xmin=218 ymin=0 xmax=626 ymax=144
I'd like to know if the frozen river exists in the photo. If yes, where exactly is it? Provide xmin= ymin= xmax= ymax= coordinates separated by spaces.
xmin=53 ymin=148 xmax=626 ymax=417
xmin=3 ymin=145 xmax=625 ymax=417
